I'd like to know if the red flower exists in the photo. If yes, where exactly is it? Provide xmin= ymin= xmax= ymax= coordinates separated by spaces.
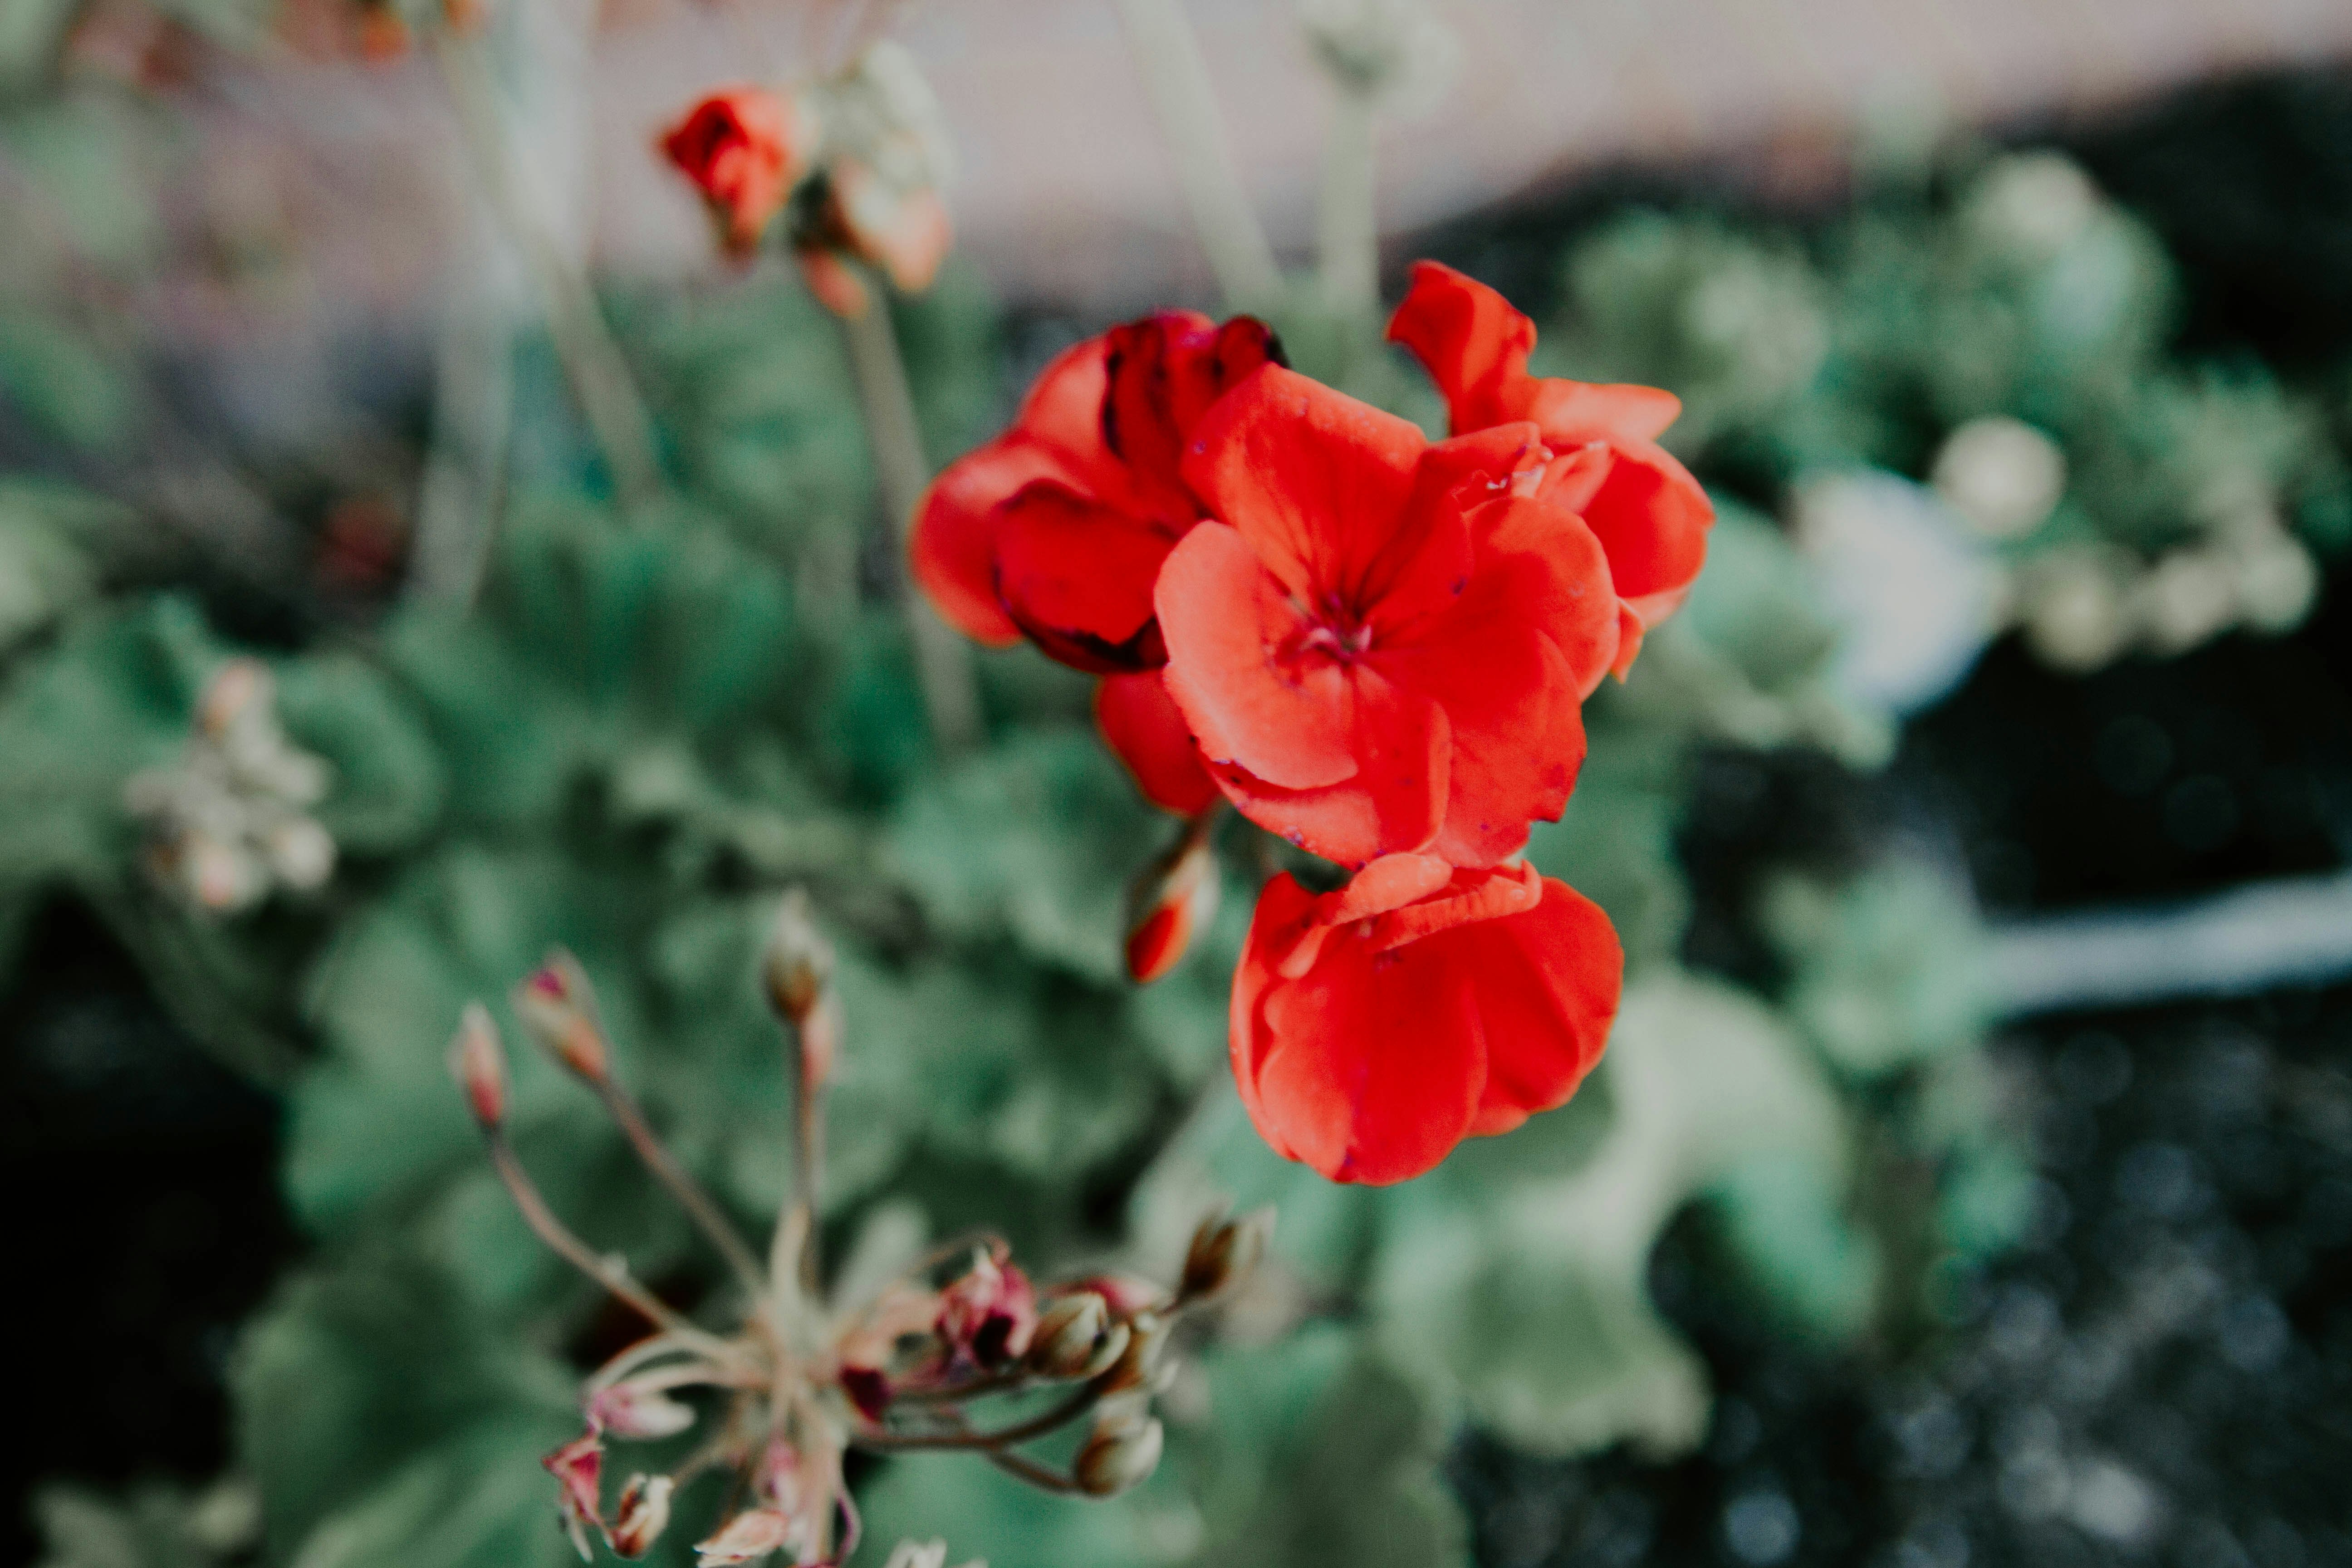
xmin=910 ymin=311 xmax=1283 ymax=673
xmin=1156 ymin=365 xmax=1620 ymax=869
xmin=1387 ymin=260 xmax=1714 ymax=675
xmin=660 ymin=87 xmax=814 ymax=256
xmin=1232 ymin=854 xmax=1621 ymax=1184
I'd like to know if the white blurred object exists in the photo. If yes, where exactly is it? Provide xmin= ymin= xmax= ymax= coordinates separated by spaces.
xmin=124 ymin=659 xmax=338 ymax=915
xmin=1987 ymin=871 xmax=2352 ymax=1017
xmin=1931 ymin=416 xmax=2068 ymax=540
xmin=1297 ymin=0 xmax=1460 ymax=116
xmin=1790 ymin=470 xmax=2004 ymax=715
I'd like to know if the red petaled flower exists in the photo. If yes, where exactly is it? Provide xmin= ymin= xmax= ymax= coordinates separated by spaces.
xmin=1387 ymin=260 xmax=1714 ymax=675
xmin=1156 ymin=365 xmax=1620 ymax=869
xmin=910 ymin=311 xmax=1283 ymax=673
xmin=660 ymin=87 xmax=815 ymax=256
xmin=1232 ymin=854 xmax=1622 ymax=1184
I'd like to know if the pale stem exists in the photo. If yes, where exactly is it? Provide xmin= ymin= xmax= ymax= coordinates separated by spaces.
xmin=837 ymin=291 xmax=985 ymax=755
xmin=591 ymin=1077 xmax=774 ymax=1304
xmin=1315 ymin=86 xmax=1379 ymax=311
xmin=485 ymin=1134 xmax=742 ymax=1363
xmin=1112 ymin=0 xmax=1284 ymax=309
xmin=406 ymin=292 xmax=513 ymax=610
xmin=853 ymin=1382 xmax=1101 ymax=1452
xmin=984 ymin=1450 xmax=1083 ymax=1495
xmin=431 ymin=27 xmax=664 ymax=515
xmin=791 ymin=1019 xmax=826 ymax=1298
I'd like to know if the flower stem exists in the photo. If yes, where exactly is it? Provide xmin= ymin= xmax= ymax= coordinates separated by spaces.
xmin=1112 ymin=0 xmax=1283 ymax=309
xmin=431 ymin=25 xmax=663 ymax=516
xmin=984 ymin=1450 xmax=1083 ymax=1495
xmin=485 ymin=1133 xmax=741 ymax=1362
xmin=591 ymin=1078 xmax=774 ymax=1306
xmin=837 ymin=290 xmax=984 ymax=756
xmin=854 ymin=1382 xmax=1100 ymax=1451
xmin=1315 ymin=87 xmax=1379 ymax=311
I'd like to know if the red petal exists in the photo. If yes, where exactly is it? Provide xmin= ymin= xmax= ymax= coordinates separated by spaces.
xmin=1577 ymin=436 xmax=1713 ymax=611
xmin=1461 ymin=877 xmax=1621 ymax=1136
xmin=1156 ymin=523 xmax=1357 ymax=790
xmin=1188 ymin=674 xmax=1450 ymax=868
xmin=1095 ymin=673 xmax=1219 ymax=817
xmin=1232 ymin=874 xmax=1487 ymax=1184
xmin=991 ymin=482 xmax=1174 ymax=671
xmin=1368 ymin=862 xmax=1542 ymax=951
xmin=1318 ymin=852 xmax=1454 ymax=923
xmin=1177 ymin=365 xmax=1426 ymax=610
xmin=1525 ymin=377 xmax=1683 ymax=445
xmin=911 ymin=432 xmax=1072 ymax=646
xmin=1101 ymin=312 xmax=1282 ymax=524
xmin=1385 ymin=260 xmax=1540 ymax=432
xmin=1370 ymin=493 xmax=1611 ymax=865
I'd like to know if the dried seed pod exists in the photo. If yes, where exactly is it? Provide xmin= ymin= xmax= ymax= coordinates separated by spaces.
xmin=612 ymin=1474 xmax=674 ymax=1558
xmin=1180 ymin=1205 xmax=1275 ymax=1304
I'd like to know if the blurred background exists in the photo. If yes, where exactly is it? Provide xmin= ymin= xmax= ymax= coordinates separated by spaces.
xmin=5 ymin=2 xmax=2351 ymax=1567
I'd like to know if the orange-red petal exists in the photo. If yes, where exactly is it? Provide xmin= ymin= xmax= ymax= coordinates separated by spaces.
xmin=1095 ymin=672 xmax=1219 ymax=817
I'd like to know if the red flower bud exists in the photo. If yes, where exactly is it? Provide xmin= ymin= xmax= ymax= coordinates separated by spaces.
xmin=660 ymin=87 xmax=816 ymax=257
xmin=447 ymin=1002 xmax=508 ymax=1127
xmin=511 ymin=951 xmax=610 ymax=1083
xmin=936 ymin=1250 xmax=1036 ymax=1368
xmin=1124 ymin=816 xmax=1220 ymax=984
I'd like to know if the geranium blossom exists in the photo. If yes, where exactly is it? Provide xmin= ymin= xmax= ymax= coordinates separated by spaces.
xmin=1388 ymin=260 xmax=1714 ymax=674
xmin=1156 ymin=365 xmax=1619 ymax=867
xmin=911 ymin=310 xmax=1282 ymax=672
xmin=1232 ymin=855 xmax=1621 ymax=1183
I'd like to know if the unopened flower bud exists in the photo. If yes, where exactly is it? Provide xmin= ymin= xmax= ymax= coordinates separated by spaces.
xmin=1025 ymin=1292 xmax=1110 ymax=1378
xmin=1180 ymin=1205 xmax=1274 ymax=1304
xmin=1094 ymin=1309 xmax=1169 ymax=1395
xmin=448 ymin=1002 xmax=509 ymax=1127
xmin=1124 ymin=823 xmax=1220 ymax=984
xmin=761 ymin=889 xmax=834 ymax=1023
xmin=1062 ymin=1272 xmax=1164 ymax=1318
xmin=589 ymin=1376 xmax=697 ymax=1440
xmin=1073 ymin=1410 xmax=1164 ymax=1497
xmin=659 ymin=87 xmax=818 ymax=257
xmin=512 ymin=950 xmax=610 ymax=1082
xmin=542 ymin=1431 xmax=606 ymax=1562
xmin=612 ymin=1474 xmax=674 ymax=1559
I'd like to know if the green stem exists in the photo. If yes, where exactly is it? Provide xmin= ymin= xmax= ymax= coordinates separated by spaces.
xmin=1112 ymin=0 xmax=1283 ymax=309
xmin=1315 ymin=87 xmax=1379 ymax=311
xmin=838 ymin=292 xmax=984 ymax=755
xmin=431 ymin=27 xmax=663 ymax=516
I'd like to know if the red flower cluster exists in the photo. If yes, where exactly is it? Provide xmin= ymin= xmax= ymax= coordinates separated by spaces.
xmin=913 ymin=264 xmax=1712 ymax=1183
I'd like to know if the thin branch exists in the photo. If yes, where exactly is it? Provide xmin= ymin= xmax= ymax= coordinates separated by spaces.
xmin=485 ymin=1134 xmax=742 ymax=1363
xmin=431 ymin=26 xmax=663 ymax=515
xmin=984 ymin=1450 xmax=1082 ymax=1495
xmin=1112 ymin=0 xmax=1282 ymax=309
xmin=853 ymin=1383 xmax=1099 ymax=1452
xmin=838 ymin=289 xmax=983 ymax=754
xmin=592 ymin=1078 xmax=774 ymax=1304
xmin=1314 ymin=87 xmax=1378 ymax=310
